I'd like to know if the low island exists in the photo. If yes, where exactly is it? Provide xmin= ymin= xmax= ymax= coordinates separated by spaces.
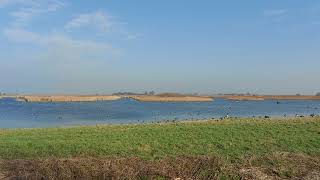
xmin=6 ymin=93 xmax=214 ymax=103
xmin=15 ymin=95 xmax=122 ymax=102
xmin=219 ymin=95 xmax=320 ymax=101
xmin=129 ymin=94 xmax=214 ymax=102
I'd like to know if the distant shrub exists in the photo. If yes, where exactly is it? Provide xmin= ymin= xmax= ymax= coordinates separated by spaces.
xmin=157 ymin=93 xmax=185 ymax=97
xmin=316 ymin=92 xmax=320 ymax=96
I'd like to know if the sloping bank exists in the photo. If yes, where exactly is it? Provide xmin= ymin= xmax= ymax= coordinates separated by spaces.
xmin=0 ymin=118 xmax=319 ymax=179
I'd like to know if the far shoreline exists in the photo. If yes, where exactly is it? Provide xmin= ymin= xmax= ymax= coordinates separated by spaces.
xmin=1 ymin=94 xmax=320 ymax=102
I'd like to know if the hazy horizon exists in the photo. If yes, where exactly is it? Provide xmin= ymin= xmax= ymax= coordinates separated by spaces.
xmin=1 ymin=1 xmax=320 ymax=95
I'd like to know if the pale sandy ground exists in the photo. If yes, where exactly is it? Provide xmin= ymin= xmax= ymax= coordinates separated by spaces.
xmin=2 ymin=94 xmax=320 ymax=102
xmin=16 ymin=95 xmax=122 ymax=102
xmin=129 ymin=95 xmax=214 ymax=102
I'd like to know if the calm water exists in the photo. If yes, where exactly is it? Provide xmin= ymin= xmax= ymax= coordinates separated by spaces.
xmin=0 ymin=98 xmax=320 ymax=128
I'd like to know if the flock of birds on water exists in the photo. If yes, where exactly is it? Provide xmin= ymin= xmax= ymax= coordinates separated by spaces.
xmin=1 ymin=98 xmax=320 ymax=125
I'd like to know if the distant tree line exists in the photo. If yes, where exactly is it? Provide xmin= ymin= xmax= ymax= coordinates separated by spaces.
xmin=145 ymin=91 xmax=155 ymax=95
xmin=112 ymin=92 xmax=143 ymax=96
xmin=112 ymin=91 xmax=202 ymax=97
xmin=222 ymin=93 xmax=258 ymax=96
xmin=114 ymin=92 xmax=320 ymax=97
xmin=157 ymin=92 xmax=200 ymax=97
xmin=113 ymin=91 xmax=155 ymax=96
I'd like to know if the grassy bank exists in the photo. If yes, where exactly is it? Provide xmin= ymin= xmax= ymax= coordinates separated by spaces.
xmin=1 ymin=118 xmax=320 ymax=179
xmin=0 ymin=118 xmax=319 ymax=160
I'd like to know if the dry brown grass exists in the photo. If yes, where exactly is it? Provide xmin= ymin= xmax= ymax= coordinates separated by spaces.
xmin=223 ymin=95 xmax=265 ymax=101
xmin=156 ymin=93 xmax=186 ymax=97
xmin=129 ymin=95 xmax=213 ymax=102
xmin=1 ymin=153 xmax=319 ymax=180
xmin=221 ymin=95 xmax=320 ymax=101
xmin=240 ymin=152 xmax=320 ymax=180
xmin=16 ymin=95 xmax=122 ymax=102
xmin=263 ymin=95 xmax=320 ymax=100
xmin=0 ymin=156 xmax=232 ymax=180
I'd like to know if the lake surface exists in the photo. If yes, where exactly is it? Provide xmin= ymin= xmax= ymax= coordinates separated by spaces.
xmin=1 ymin=98 xmax=320 ymax=128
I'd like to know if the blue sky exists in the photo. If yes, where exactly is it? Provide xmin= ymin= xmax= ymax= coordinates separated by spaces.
xmin=0 ymin=0 xmax=320 ymax=95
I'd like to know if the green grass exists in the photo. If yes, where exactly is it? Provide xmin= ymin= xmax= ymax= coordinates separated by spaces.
xmin=0 ymin=118 xmax=319 ymax=160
